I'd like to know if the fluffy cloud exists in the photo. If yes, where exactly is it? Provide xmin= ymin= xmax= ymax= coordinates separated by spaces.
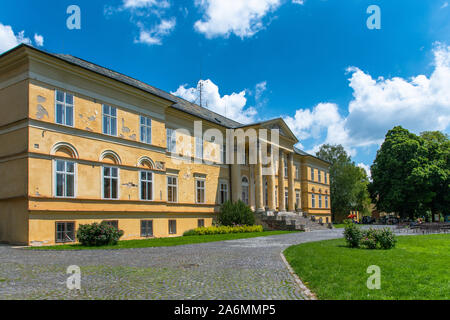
xmin=107 ymin=0 xmax=176 ymax=45
xmin=0 ymin=23 xmax=45 ymax=54
xmin=123 ymin=0 xmax=170 ymax=9
xmin=34 ymin=34 xmax=44 ymax=47
xmin=194 ymin=0 xmax=281 ymax=38
xmin=135 ymin=18 xmax=176 ymax=45
xmin=292 ymin=0 xmax=305 ymax=4
xmin=172 ymin=79 xmax=257 ymax=124
xmin=285 ymin=43 xmax=450 ymax=157
xmin=357 ymin=163 xmax=372 ymax=179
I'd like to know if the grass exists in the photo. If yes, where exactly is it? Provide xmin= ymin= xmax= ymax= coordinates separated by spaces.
xmin=284 ymin=234 xmax=450 ymax=300
xmin=332 ymin=224 xmax=346 ymax=229
xmin=29 ymin=230 xmax=297 ymax=251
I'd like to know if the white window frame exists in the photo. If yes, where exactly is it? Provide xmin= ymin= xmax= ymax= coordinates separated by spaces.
xmin=284 ymin=158 xmax=288 ymax=178
xmin=141 ymin=220 xmax=153 ymax=237
xmin=324 ymin=172 xmax=328 ymax=184
xmin=241 ymin=176 xmax=249 ymax=205
xmin=295 ymin=165 xmax=299 ymax=180
xmin=166 ymin=128 xmax=176 ymax=153
xmin=139 ymin=170 xmax=154 ymax=201
xmin=310 ymin=167 xmax=315 ymax=181
xmin=285 ymin=188 xmax=288 ymax=206
xmin=169 ymin=219 xmax=177 ymax=235
xmin=53 ymin=159 xmax=77 ymax=198
xmin=319 ymin=195 xmax=322 ymax=208
xmin=318 ymin=170 xmax=322 ymax=183
xmin=196 ymin=178 xmax=206 ymax=204
xmin=102 ymin=166 xmax=120 ymax=200
xmin=102 ymin=104 xmax=117 ymax=136
xmin=196 ymin=136 xmax=204 ymax=160
xmin=296 ymin=191 xmax=300 ymax=208
xmin=55 ymin=90 xmax=74 ymax=127
xmin=140 ymin=115 xmax=152 ymax=144
xmin=221 ymin=142 xmax=227 ymax=164
xmin=325 ymin=195 xmax=329 ymax=208
xmin=167 ymin=175 xmax=178 ymax=203
xmin=219 ymin=181 xmax=229 ymax=204
xmin=311 ymin=194 xmax=316 ymax=208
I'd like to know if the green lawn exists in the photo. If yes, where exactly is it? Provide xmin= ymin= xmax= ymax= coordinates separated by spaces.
xmin=332 ymin=224 xmax=346 ymax=229
xmin=284 ymin=234 xmax=450 ymax=300
xmin=30 ymin=231 xmax=297 ymax=251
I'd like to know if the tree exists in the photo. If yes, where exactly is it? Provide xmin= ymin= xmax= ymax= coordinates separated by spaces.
xmin=316 ymin=144 xmax=371 ymax=222
xmin=370 ymin=127 xmax=449 ymax=220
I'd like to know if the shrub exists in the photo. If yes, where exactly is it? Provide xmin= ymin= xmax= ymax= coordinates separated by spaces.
xmin=218 ymin=200 xmax=255 ymax=226
xmin=361 ymin=229 xmax=378 ymax=249
xmin=343 ymin=220 xmax=362 ymax=248
xmin=375 ymin=227 xmax=397 ymax=249
xmin=183 ymin=225 xmax=263 ymax=236
xmin=77 ymin=222 xmax=124 ymax=246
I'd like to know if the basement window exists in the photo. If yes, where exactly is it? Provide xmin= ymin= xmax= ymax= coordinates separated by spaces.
xmin=56 ymin=222 xmax=75 ymax=243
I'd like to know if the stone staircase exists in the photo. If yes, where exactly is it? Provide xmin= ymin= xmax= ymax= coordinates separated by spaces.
xmin=256 ymin=211 xmax=332 ymax=232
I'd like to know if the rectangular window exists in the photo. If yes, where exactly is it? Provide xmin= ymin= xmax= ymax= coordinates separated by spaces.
xmin=103 ymin=166 xmax=119 ymax=199
xmin=141 ymin=220 xmax=153 ymax=237
xmin=103 ymin=220 xmax=119 ymax=230
xmin=318 ymin=170 xmax=322 ymax=183
xmin=198 ymin=219 xmax=205 ymax=228
xmin=221 ymin=142 xmax=227 ymax=164
xmin=324 ymin=173 xmax=328 ymax=184
xmin=285 ymin=188 xmax=289 ymax=207
xmin=55 ymin=160 xmax=75 ymax=198
xmin=219 ymin=182 xmax=228 ymax=204
xmin=296 ymin=191 xmax=300 ymax=208
xmin=169 ymin=220 xmax=177 ymax=235
xmin=167 ymin=176 xmax=178 ymax=203
xmin=319 ymin=195 xmax=322 ymax=208
xmin=275 ymin=186 xmax=278 ymax=207
xmin=140 ymin=116 xmax=152 ymax=144
xmin=56 ymin=222 xmax=75 ymax=243
xmin=311 ymin=194 xmax=316 ymax=208
xmin=196 ymin=179 xmax=205 ymax=204
xmin=310 ymin=167 xmax=315 ymax=181
xmin=140 ymin=171 xmax=153 ymax=201
xmin=325 ymin=196 xmax=329 ymax=208
xmin=284 ymin=158 xmax=288 ymax=178
xmin=102 ymin=104 xmax=117 ymax=136
xmin=166 ymin=128 xmax=176 ymax=153
xmin=196 ymin=137 xmax=203 ymax=159
xmin=295 ymin=165 xmax=299 ymax=179
xmin=55 ymin=90 xmax=74 ymax=127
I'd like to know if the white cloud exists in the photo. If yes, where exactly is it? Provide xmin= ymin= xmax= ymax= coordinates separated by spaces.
xmin=292 ymin=0 xmax=305 ymax=4
xmin=0 ymin=23 xmax=44 ymax=54
xmin=34 ymin=33 xmax=44 ymax=47
xmin=255 ymin=81 xmax=267 ymax=101
xmin=135 ymin=18 xmax=176 ymax=45
xmin=194 ymin=0 xmax=281 ymax=38
xmin=123 ymin=0 xmax=170 ymax=9
xmin=357 ymin=163 xmax=372 ymax=179
xmin=441 ymin=2 xmax=448 ymax=9
xmin=107 ymin=0 xmax=175 ymax=45
xmin=285 ymin=43 xmax=450 ymax=157
xmin=172 ymin=79 xmax=257 ymax=124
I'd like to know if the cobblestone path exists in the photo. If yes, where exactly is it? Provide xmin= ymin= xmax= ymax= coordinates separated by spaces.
xmin=0 ymin=230 xmax=346 ymax=300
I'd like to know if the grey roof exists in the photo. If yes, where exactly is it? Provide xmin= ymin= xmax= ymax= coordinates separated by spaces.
xmin=53 ymin=52 xmax=241 ymax=128
xmin=294 ymin=147 xmax=331 ymax=165
xmin=2 ymin=44 xmax=317 ymax=154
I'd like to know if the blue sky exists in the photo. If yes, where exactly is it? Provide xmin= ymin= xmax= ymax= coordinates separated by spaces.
xmin=1 ymin=0 xmax=449 ymax=175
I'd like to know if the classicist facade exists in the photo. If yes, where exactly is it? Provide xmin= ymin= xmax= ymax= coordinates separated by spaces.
xmin=0 ymin=44 xmax=331 ymax=245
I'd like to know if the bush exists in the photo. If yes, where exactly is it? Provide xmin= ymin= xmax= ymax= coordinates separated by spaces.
xmin=360 ymin=229 xmax=378 ymax=249
xmin=77 ymin=222 xmax=124 ymax=246
xmin=218 ymin=200 xmax=255 ymax=226
xmin=343 ymin=220 xmax=362 ymax=248
xmin=375 ymin=227 xmax=397 ymax=249
xmin=344 ymin=222 xmax=397 ymax=250
xmin=183 ymin=225 xmax=263 ymax=236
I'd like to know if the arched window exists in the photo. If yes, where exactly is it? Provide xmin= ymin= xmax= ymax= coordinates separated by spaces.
xmin=51 ymin=142 xmax=79 ymax=159
xmin=51 ymin=143 xmax=78 ymax=198
xmin=100 ymin=150 xmax=121 ymax=165
xmin=137 ymin=156 xmax=155 ymax=169
xmin=241 ymin=176 xmax=249 ymax=205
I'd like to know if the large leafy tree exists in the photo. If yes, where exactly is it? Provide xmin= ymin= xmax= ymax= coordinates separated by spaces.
xmin=316 ymin=144 xmax=371 ymax=222
xmin=370 ymin=127 xmax=449 ymax=220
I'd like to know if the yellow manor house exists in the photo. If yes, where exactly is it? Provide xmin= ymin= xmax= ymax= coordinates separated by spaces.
xmin=0 ymin=44 xmax=331 ymax=246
